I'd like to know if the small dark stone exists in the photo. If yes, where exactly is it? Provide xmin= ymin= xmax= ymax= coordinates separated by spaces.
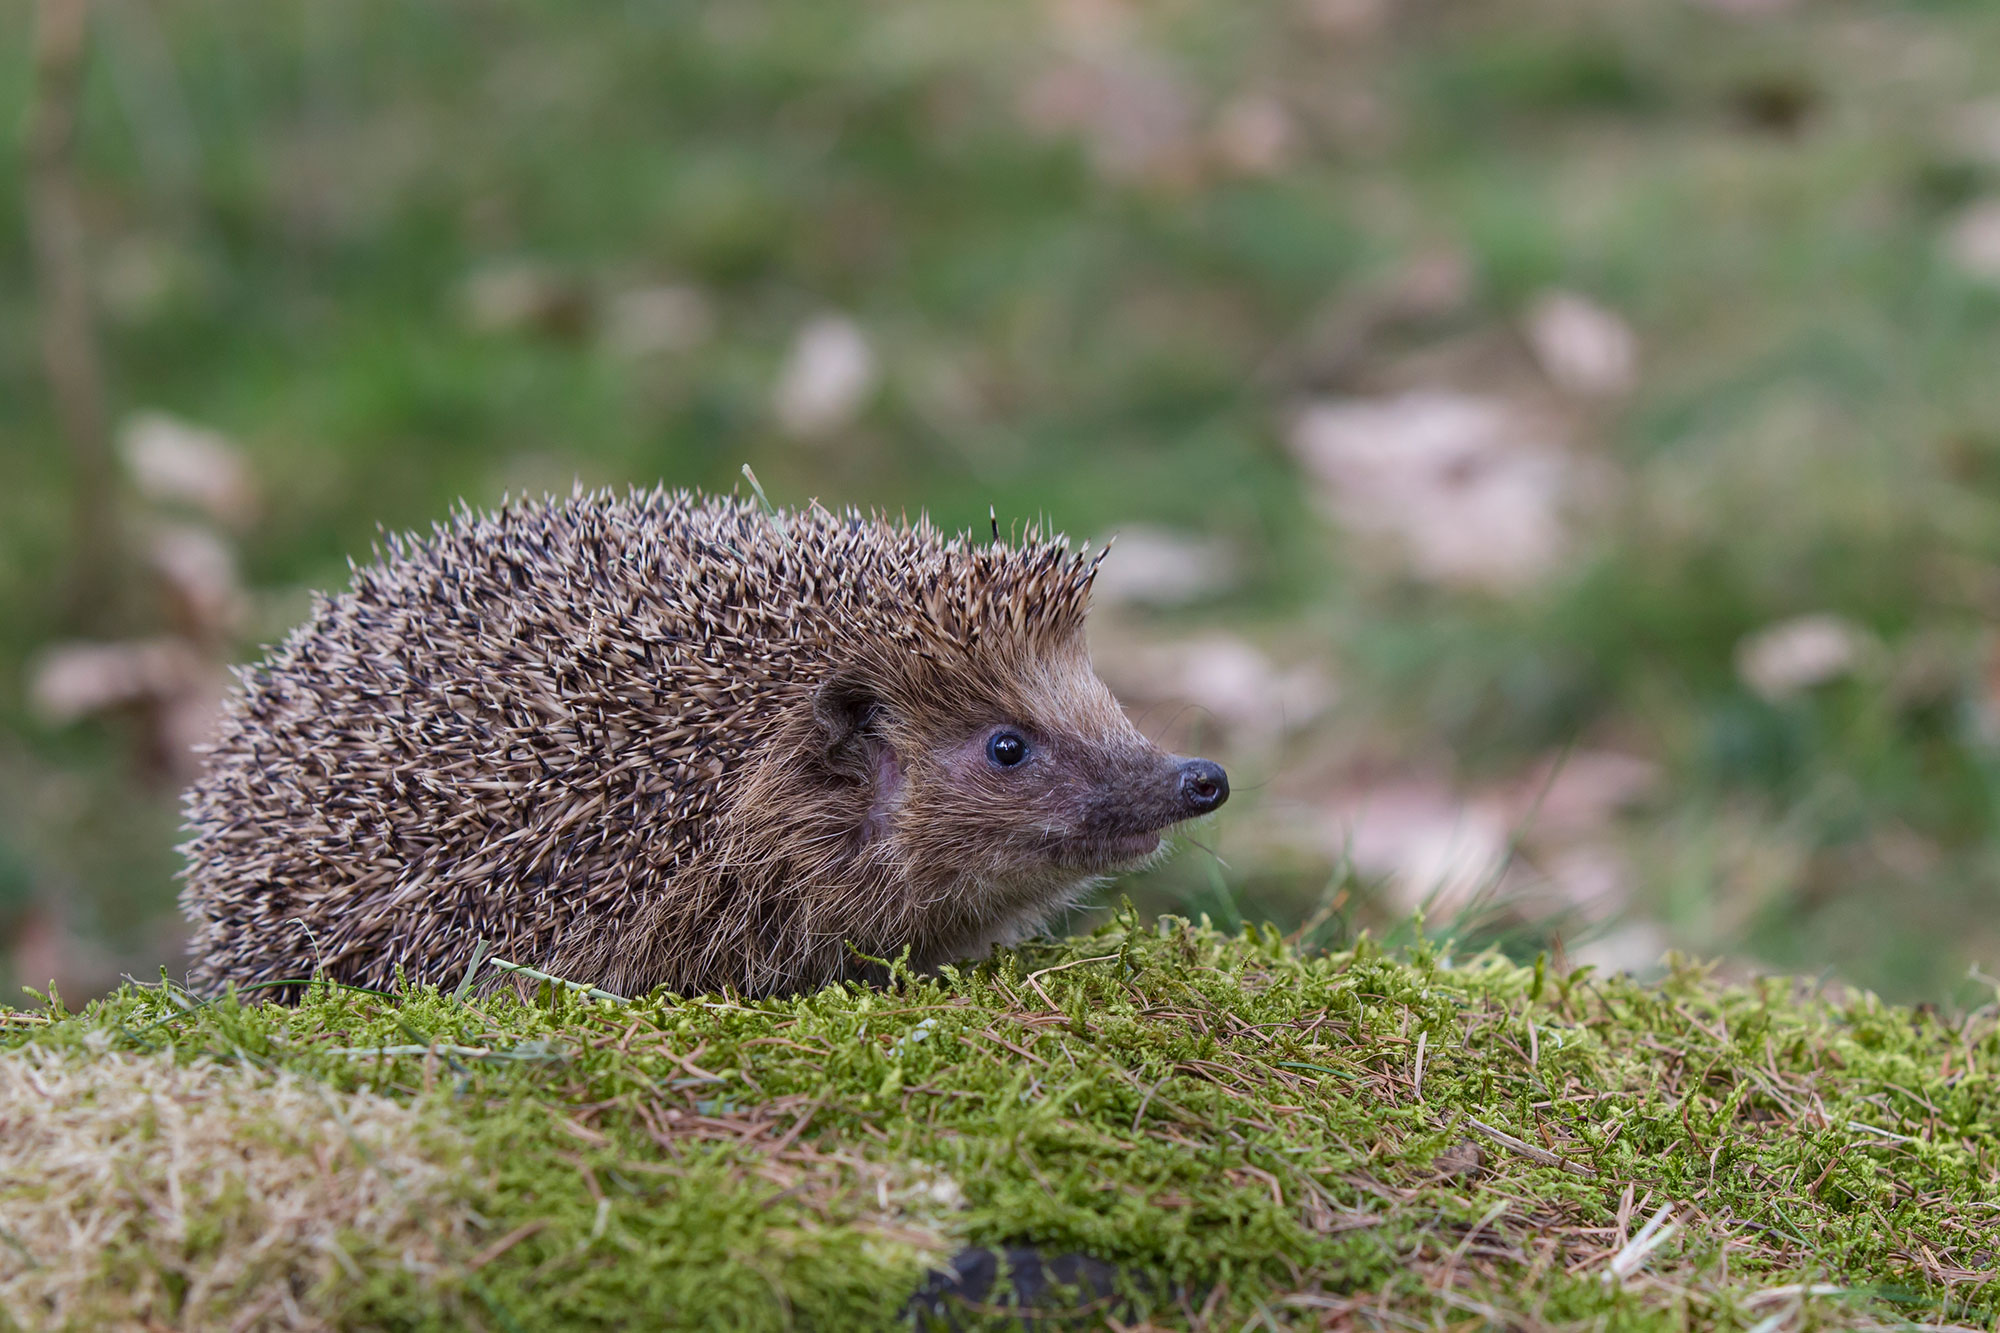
xmin=904 ymin=1246 xmax=1142 ymax=1330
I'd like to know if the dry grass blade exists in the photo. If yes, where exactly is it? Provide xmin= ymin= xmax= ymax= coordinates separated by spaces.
xmin=485 ymin=956 xmax=628 ymax=1005
xmin=1460 ymin=1115 xmax=1596 ymax=1178
xmin=1604 ymin=1204 xmax=1679 ymax=1282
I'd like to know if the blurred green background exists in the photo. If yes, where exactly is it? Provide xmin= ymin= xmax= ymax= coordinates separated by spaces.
xmin=8 ymin=0 xmax=2000 ymax=1004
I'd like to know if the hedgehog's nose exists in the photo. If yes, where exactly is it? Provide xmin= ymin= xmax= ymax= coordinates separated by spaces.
xmin=1176 ymin=758 xmax=1229 ymax=816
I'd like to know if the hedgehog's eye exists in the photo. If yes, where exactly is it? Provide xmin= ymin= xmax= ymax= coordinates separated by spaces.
xmin=985 ymin=730 xmax=1030 ymax=768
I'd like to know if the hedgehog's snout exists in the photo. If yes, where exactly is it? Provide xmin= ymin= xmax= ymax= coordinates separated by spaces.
xmin=1176 ymin=758 xmax=1229 ymax=816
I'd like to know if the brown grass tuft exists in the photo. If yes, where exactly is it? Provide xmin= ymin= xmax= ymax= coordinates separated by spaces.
xmin=0 ymin=1047 xmax=468 ymax=1332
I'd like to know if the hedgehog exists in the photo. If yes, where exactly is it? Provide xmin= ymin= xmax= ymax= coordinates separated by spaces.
xmin=179 ymin=488 xmax=1230 ymax=999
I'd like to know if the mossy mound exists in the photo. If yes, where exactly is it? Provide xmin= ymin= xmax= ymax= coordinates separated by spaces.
xmin=4 ymin=915 xmax=1996 ymax=1330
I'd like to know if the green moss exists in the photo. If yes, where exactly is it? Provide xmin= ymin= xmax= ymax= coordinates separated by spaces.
xmin=6 ymin=917 xmax=1999 ymax=1329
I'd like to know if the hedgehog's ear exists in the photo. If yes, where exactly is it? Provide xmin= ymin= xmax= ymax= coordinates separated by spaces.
xmin=813 ymin=672 xmax=884 ymax=780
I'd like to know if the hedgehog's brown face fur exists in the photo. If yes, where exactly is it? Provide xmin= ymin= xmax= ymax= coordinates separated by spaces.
xmin=823 ymin=642 xmax=1192 ymax=900
xmin=681 ymin=527 xmax=1231 ymax=992
xmin=720 ymin=617 xmax=1228 ymax=988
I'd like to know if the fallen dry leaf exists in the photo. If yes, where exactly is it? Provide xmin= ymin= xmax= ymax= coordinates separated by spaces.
xmin=1288 ymin=391 xmax=1584 ymax=592
xmin=147 ymin=522 xmax=246 ymax=641
xmin=1091 ymin=526 xmax=1240 ymax=607
xmin=26 ymin=638 xmax=226 ymax=783
xmin=1504 ymin=750 xmax=1659 ymax=838
xmin=118 ymin=412 xmax=258 ymax=530
xmin=1211 ymin=95 xmax=1296 ymax=176
xmin=1524 ymin=291 xmax=1638 ymax=398
xmin=1103 ymin=631 xmax=1332 ymax=747
xmin=1735 ymin=614 xmax=1877 ymax=701
xmin=1295 ymin=746 xmax=1652 ymax=927
xmin=27 ymin=639 xmax=207 ymax=725
xmin=775 ymin=314 xmax=878 ymax=439
xmin=1945 ymin=199 xmax=2000 ymax=283
xmin=1315 ymin=780 xmax=1514 ymax=920
xmin=1567 ymin=920 xmax=1669 ymax=977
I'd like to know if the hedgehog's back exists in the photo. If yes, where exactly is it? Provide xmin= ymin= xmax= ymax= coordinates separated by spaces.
xmin=179 ymin=490 xmax=794 ymax=994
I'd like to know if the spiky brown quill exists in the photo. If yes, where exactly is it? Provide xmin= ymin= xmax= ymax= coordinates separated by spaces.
xmin=179 ymin=488 xmax=1229 ymax=999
